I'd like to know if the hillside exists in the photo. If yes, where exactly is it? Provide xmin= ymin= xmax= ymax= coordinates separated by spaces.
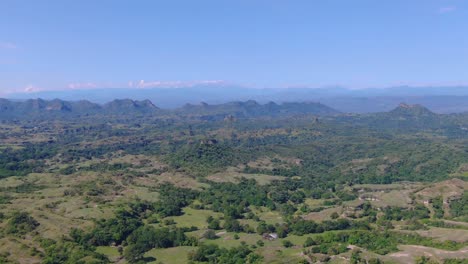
xmin=175 ymin=100 xmax=339 ymax=119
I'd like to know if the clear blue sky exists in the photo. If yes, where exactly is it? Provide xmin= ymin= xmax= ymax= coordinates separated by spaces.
xmin=1 ymin=0 xmax=467 ymax=95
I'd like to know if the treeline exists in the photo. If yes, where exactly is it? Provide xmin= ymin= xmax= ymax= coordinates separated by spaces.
xmin=450 ymin=191 xmax=468 ymax=220
xmin=303 ymin=230 xmax=465 ymax=256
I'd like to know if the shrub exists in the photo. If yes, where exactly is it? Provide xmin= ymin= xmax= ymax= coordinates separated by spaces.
xmin=6 ymin=212 xmax=39 ymax=235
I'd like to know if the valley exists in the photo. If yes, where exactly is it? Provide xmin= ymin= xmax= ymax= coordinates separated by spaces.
xmin=0 ymin=100 xmax=467 ymax=264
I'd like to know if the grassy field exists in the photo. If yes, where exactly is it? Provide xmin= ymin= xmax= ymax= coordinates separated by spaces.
xmin=96 ymin=246 xmax=121 ymax=262
xmin=414 ymin=227 xmax=468 ymax=243
xmin=388 ymin=245 xmax=468 ymax=264
xmin=145 ymin=246 xmax=197 ymax=264
xmin=304 ymin=207 xmax=341 ymax=222
xmin=206 ymin=166 xmax=285 ymax=185
xmin=164 ymin=207 xmax=223 ymax=229
xmin=250 ymin=206 xmax=284 ymax=225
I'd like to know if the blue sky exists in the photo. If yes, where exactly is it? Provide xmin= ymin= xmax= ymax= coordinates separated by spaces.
xmin=1 ymin=0 xmax=467 ymax=95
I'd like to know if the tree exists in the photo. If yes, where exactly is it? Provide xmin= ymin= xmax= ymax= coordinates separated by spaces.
xmin=224 ymin=218 xmax=242 ymax=232
xmin=203 ymin=229 xmax=218 ymax=240
xmin=282 ymin=240 xmax=294 ymax=248
xmin=123 ymin=244 xmax=145 ymax=264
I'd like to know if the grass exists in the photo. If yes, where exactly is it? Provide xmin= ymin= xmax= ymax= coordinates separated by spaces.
xmin=371 ymin=189 xmax=413 ymax=208
xmin=145 ymin=246 xmax=197 ymax=264
xmin=388 ymin=245 xmax=468 ymax=264
xmin=147 ymin=172 xmax=208 ymax=189
xmin=165 ymin=207 xmax=223 ymax=229
xmin=414 ymin=227 xmax=468 ymax=243
xmin=416 ymin=179 xmax=467 ymax=201
xmin=304 ymin=198 xmax=325 ymax=208
xmin=250 ymin=206 xmax=284 ymax=225
xmin=95 ymin=246 xmax=121 ymax=262
xmin=206 ymin=232 xmax=260 ymax=248
xmin=65 ymin=206 xmax=114 ymax=220
xmin=303 ymin=207 xmax=341 ymax=222
xmin=239 ymin=218 xmax=259 ymax=229
xmin=0 ymin=237 xmax=42 ymax=264
xmin=0 ymin=176 xmax=25 ymax=188
xmin=207 ymin=168 xmax=285 ymax=185
xmin=121 ymin=186 xmax=159 ymax=202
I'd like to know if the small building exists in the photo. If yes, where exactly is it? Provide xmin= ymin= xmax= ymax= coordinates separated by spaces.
xmin=262 ymin=233 xmax=278 ymax=241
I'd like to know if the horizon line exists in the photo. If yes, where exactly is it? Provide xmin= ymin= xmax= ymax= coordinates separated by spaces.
xmin=3 ymin=82 xmax=468 ymax=97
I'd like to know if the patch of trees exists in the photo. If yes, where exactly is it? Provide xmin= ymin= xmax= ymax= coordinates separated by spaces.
xmin=0 ymin=143 xmax=56 ymax=178
xmin=167 ymin=141 xmax=255 ymax=176
xmin=243 ymin=165 xmax=300 ymax=177
xmin=153 ymin=183 xmax=198 ymax=217
xmin=288 ymin=218 xmax=367 ymax=236
xmin=40 ymin=239 xmax=109 ymax=264
xmin=431 ymin=196 xmax=445 ymax=219
xmin=450 ymin=191 xmax=468 ymax=219
xmin=199 ymin=179 xmax=272 ymax=218
xmin=206 ymin=216 xmax=221 ymax=230
xmin=381 ymin=205 xmax=430 ymax=221
xmin=69 ymin=202 xmax=198 ymax=263
xmin=73 ymin=209 xmax=143 ymax=246
xmin=124 ymin=226 xmax=197 ymax=263
xmin=5 ymin=212 xmax=39 ymax=235
xmin=303 ymin=230 xmax=465 ymax=255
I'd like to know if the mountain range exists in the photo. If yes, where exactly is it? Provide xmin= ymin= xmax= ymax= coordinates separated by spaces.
xmin=0 ymin=98 xmax=339 ymax=120
xmin=6 ymin=86 xmax=468 ymax=113
xmin=1 ymin=98 xmax=467 ymax=137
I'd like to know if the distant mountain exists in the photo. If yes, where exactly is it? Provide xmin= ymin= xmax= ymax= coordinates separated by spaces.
xmin=389 ymin=103 xmax=436 ymax=118
xmin=0 ymin=98 xmax=97 ymax=118
xmin=320 ymin=95 xmax=468 ymax=114
xmin=175 ymin=100 xmax=339 ymax=119
xmin=356 ymin=103 xmax=445 ymax=131
xmin=0 ymin=98 xmax=160 ymax=119
xmin=0 ymin=98 xmax=338 ymax=120
xmin=6 ymin=86 xmax=468 ymax=112
xmin=103 ymin=99 xmax=159 ymax=114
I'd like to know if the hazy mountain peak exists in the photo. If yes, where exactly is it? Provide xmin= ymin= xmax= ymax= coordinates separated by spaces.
xmin=244 ymin=100 xmax=259 ymax=106
xmin=390 ymin=102 xmax=435 ymax=117
xmin=46 ymin=99 xmax=71 ymax=111
xmin=392 ymin=103 xmax=434 ymax=114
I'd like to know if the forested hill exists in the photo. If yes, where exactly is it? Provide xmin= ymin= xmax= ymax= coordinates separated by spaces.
xmin=175 ymin=100 xmax=339 ymax=119
xmin=0 ymin=98 xmax=339 ymax=119
xmin=2 ymin=98 xmax=468 ymax=134
xmin=0 ymin=98 xmax=159 ymax=118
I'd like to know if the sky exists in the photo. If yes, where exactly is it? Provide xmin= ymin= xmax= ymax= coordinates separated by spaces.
xmin=1 ymin=0 xmax=468 ymax=96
